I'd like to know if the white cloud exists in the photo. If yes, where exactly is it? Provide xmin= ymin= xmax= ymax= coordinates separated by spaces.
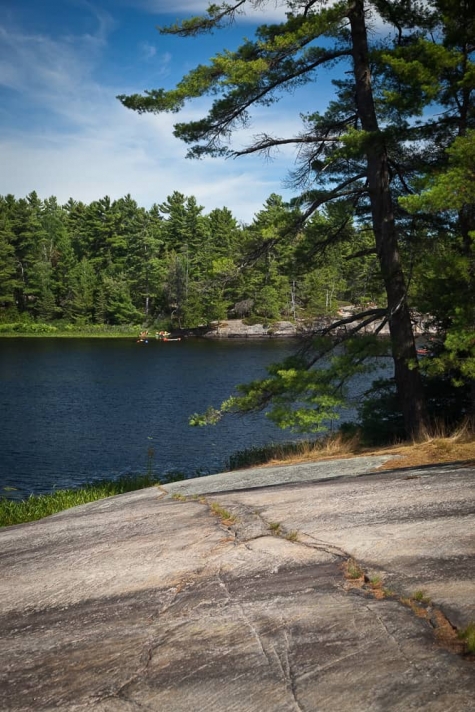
xmin=139 ymin=40 xmax=158 ymax=59
xmin=0 ymin=2 xmax=304 ymax=223
xmin=0 ymin=118 xmax=294 ymax=223
xmin=0 ymin=26 xmax=93 ymax=95
xmin=0 ymin=9 xmax=117 ymax=130
xmin=0 ymin=76 xmax=298 ymax=222
xmin=131 ymin=0 xmax=288 ymax=23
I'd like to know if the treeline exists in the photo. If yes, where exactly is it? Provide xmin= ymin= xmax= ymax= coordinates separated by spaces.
xmin=0 ymin=190 xmax=383 ymax=328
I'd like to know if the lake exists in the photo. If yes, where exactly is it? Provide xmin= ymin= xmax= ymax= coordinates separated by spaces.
xmin=0 ymin=337 xmax=390 ymax=499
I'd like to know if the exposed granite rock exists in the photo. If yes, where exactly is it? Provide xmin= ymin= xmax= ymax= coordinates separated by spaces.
xmin=180 ymin=310 xmax=433 ymax=339
xmin=202 ymin=319 xmax=298 ymax=338
xmin=1 ymin=460 xmax=474 ymax=711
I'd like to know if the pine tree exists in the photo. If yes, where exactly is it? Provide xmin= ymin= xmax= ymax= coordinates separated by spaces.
xmin=119 ymin=0 xmax=432 ymax=435
xmin=41 ymin=196 xmax=76 ymax=319
xmin=118 ymin=0 xmax=435 ymax=436
xmin=0 ymin=209 xmax=20 ymax=312
xmin=125 ymin=205 xmax=166 ymax=321
xmin=67 ymin=258 xmax=97 ymax=323
xmin=8 ymin=192 xmax=46 ymax=314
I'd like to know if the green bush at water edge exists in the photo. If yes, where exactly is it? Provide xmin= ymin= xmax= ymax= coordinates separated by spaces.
xmin=0 ymin=321 xmax=142 ymax=337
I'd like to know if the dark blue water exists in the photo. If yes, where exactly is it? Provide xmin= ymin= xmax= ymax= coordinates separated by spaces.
xmin=0 ymin=338 xmax=390 ymax=498
xmin=0 ymin=338 xmax=293 ymax=497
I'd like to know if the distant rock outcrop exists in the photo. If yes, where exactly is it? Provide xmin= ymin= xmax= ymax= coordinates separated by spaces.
xmin=181 ymin=310 xmax=432 ymax=339
xmin=203 ymin=319 xmax=298 ymax=338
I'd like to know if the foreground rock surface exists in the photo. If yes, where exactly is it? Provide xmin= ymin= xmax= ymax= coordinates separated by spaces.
xmin=1 ymin=458 xmax=474 ymax=711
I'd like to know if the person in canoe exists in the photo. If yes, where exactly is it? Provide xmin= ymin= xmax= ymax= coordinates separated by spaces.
xmin=155 ymin=330 xmax=171 ymax=340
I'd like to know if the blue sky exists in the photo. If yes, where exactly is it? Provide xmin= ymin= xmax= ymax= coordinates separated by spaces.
xmin=0 ymin=0 xmax=338 ymax=223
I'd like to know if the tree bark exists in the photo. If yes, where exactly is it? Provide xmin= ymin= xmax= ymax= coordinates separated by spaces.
xmin=349 ymin=0 xmax=428 ymax=438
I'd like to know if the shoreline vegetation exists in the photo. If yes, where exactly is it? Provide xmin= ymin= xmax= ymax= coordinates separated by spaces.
xmin=0 ymin=320 xmax=297 ymax=339
xmin=0 ymin=323 xmax=140 ymax=338
xmin=0 ymin=315 xmax=429 ymax=340
xmin=2 ymin=428 xmax=474 ymax=528
xmin=0 ymin=472 xmax=184 ymax=528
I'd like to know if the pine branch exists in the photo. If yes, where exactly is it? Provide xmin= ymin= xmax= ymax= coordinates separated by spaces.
xmin=159 ymin=1 xmax=248 ymax=37
xmin=317 ymin=307 xmax=387 ymax=337
xmin=301 ymin=173 xmax=367 ymax=220
xmin=234 ymin=133 xmax=343 ymax=157
xmin=299 ymin=308 xmax=388 ymax=370
xmin=344 ymin=246 xmax=377 ymax=260
xmin=177 ymin=48 xmax=352 ymax=156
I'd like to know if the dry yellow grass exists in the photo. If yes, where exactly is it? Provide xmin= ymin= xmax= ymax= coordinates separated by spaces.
xmin=258 ymin=432 xmax=363 ymax=467
xmin=260 ymin=427 xmax=475 ymax=472
xmin=378 ymin=442 xmax=475 ymax=469
xmin=378 ymin=429 xmax=475 ymax=470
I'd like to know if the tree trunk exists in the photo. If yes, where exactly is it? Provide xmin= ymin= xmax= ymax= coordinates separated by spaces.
xmin=349 ymin=0 xmax=428 ymax=438
xmin=459 ymin=203 xmax=475 ymax=420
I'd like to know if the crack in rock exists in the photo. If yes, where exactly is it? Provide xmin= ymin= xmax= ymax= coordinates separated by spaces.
xmin=216 ymin=566 xmax=305 ymax=712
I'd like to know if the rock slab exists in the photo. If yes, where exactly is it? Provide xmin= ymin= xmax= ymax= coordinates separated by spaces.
xmin=1 ymin=459 xmax=475 ymax=711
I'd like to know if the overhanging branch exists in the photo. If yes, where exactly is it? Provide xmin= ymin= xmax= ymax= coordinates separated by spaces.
xmin=344 ymin=246 xmax=377 ymax=260
xmin=299 ymin=308 xmax=388 ymax=370
xmin=181 ymin=49 xmax=351 ymax=153
xmin=160 ymin=1 xmax=248 ymax=36
xmin=234 ymin=133 xmax=343 ymax=157
xmin=301 ymin=174 xmax=367 ymax=220
xmin=318 ymin=307 xmax=387 ymax=336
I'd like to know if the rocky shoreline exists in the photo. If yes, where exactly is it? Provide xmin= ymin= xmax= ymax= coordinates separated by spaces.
xmin=189 ymin=312 xmax=429 ymax=339
xmin=202 ymin=318 xmax=300 ymax=338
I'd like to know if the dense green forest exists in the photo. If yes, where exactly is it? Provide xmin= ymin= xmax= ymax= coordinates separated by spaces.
xmin=0 ymin=190 xmax=383 ymax=330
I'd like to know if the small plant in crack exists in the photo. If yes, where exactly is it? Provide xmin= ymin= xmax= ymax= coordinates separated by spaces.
xmin=458 ymin=622 xmax=475 ymax=654
xmin=401 ymin=597 xmax=429 ymax=618
xmin=171 ymin=493 xmax=187 ymax=501
xmin=368 ymin=575 xmax=383 ymax=589
xmin=210 ymin=502 xmax=236 ymax=524
xmin=365 ymin=574 xmax=386 ymax=599
xmin=346 ymin=558 xmax=364 ymax=580
xmin=285 ymin=530 xmax=299 ymax=542
xmin=413 ymin=590 xmax=431 ymax=605
xmin=269 ymin=521 xmax=281 ymax=535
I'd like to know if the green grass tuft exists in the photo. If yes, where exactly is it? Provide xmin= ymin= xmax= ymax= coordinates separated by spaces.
xmin=285 ymin=530 xmax=299 ymax=542
xmin=413 ymin=590 xmax=431 ymax=605
xmin=346 ymin=558 xmax=364 ymax=580
xmin=209 ymin=502 xmax=236 ymax=523
xmin=458 ymin=622 xmax=475 ymax=653
xmin=0 ymin=472 xmax=185 ymax=528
